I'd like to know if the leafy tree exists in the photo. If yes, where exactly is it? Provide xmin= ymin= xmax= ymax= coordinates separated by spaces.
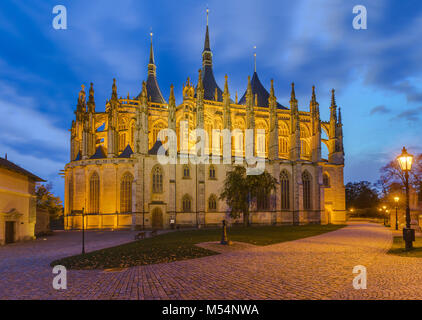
xmin=345 ymin=181 xmax=379 ymax=210
xmin=36 ymin=183 xmax=63 ymax=220
xmin=220 ymin=166 xmax=278 ymax=226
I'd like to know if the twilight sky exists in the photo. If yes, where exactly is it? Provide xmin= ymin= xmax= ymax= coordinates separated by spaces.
xmin=1 ymin=0 xmax=421 ymax=200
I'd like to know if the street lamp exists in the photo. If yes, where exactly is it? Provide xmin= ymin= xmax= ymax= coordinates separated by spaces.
xmin=397 ymin=146 xmax=414 ymax=250
xmin=382 ymin=205 xmax=387 ymax=226
xmin=386 ymin=210 xmax=390 ymax=226
xmin=394 ymin=196 xmax=400 ymax=230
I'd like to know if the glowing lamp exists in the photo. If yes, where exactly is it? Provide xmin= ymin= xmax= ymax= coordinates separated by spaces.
xmin=397 ymin=147 xmax=414 ymax=172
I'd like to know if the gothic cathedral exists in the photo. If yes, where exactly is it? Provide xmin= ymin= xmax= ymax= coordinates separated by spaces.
xmin=64 ymin=14 xmax=346 ymax=230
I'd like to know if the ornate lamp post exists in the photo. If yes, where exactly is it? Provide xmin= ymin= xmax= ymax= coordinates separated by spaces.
xmin=397 ymin=147 xmax=414 ymax=250
xmin=394 ymin=196 xmax=400 ymax=230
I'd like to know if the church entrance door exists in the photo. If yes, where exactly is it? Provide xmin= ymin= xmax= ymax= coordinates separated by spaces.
xmin=151 ymin=208 xmax=163 ymax=229
xmin=5 ymin=221 xmax=15 ymax=244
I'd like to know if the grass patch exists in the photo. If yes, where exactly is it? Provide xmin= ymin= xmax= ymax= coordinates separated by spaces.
xmin=388 ymin=236 xmax=422 ymax=258
xmin=51 ymin=224 xmax=345 ymax=270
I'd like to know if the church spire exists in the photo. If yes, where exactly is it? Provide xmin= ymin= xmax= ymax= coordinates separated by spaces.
xmin=253 ymin=46 xmax=257 ymax=73
xmin=204 ymin=8 xmax=210 ymax=51
xmin=137 ymin=32 xmax=166 ymax=104
xmin=202 ymin=8 xmax=212 ymax=67
xmin=148 ymin=31 xmax=156 ymax=76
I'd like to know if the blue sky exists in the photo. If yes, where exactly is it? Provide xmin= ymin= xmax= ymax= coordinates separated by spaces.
xmin=1 ymin=0 xmax=422 ymax=200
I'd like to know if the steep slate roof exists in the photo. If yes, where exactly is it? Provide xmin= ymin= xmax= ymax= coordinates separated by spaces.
xmin=239 ymin=72 xmax=287 ymax=109
xmin=118 ymin=144 xmax=134 ymax=158
xmin=148 ymin=139 xmax=168 ymax=155
xmin=144 ymin=73 xmax=166 ymax=104
xmin=0 ymin=157 xmax=45 ymax=182
xmin=202 ymin=65 xmax=223 ymax=101
xmin=90 ymin=146 xmax=107 ymax=159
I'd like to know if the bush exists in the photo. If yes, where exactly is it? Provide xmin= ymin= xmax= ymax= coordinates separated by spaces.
xmin=349 ymin=208 xmax=382 ymax=218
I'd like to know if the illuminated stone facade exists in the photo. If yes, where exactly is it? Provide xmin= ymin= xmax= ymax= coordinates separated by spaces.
xmin=64 ymin=17 xmax=346 ymax=230
xmin=0 ymin=157 xmax=44 ymax=244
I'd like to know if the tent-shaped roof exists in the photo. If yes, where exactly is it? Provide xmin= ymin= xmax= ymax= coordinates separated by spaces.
xmin=118 ymin=144 xmax=134 ymax=158
xmin=239 ymin=72 xmax=286 ymax=109
xmin=90 ymin=146 xmax=107 ymax=159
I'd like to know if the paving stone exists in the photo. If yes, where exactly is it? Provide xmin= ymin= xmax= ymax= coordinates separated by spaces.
xmin=1 ymin=223 xmax=418 ymax=299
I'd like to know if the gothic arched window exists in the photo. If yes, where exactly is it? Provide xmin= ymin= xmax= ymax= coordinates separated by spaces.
xmin=120 ymin=173 xmax=133 ymax=213
xmin=279 ymin=123 xmax=289 ymax=136
xmin=152 ymin=166 xmax=163 ymax=193
xmin=302 ymin=171 xmax=312 ymax=210
xmin=182 ymin=194 xmax=192 ymax=212
xmin=119 ymin=133 xmax=126 ymax=152
xmin=301 ymin=140 xmax=310 ymax=157
xmin=183 ymin=164 xmax=190 ymax=179
xmin=279 ymin=137 xmax=288 ymax=155
xmin=89 ymin=172 xmax=100 ymax=213
xmin=208 ymin=194 xmax=217 ymax=211
xmin=209 ymin=165 xmax=216 ymax=179
xmin=280 ymin=170 xmax=290 ymax=210
xmin=323 ymin=172 xmax=330 ymax=188
xmin=152 ymin=122 xmax=165 ymax=146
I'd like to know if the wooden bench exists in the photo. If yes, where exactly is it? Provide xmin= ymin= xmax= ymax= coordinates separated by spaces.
xmin=134 ymin=232 xmax=146 ymax=240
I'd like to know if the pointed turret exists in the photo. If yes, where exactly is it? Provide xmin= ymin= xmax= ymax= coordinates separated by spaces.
xmin=310 ymin=86 xmax=321 ymax=162
xmin=329 ymin=89 xmax=337 ymax=138
xmin=268 ymin=79 xmax=279 ymax=160
xmin=289 ymin=82 xmax=300 ymax=161
xmin=76 ymin=84 xmax=86 ymax=117
xmin=87 ymin=82 xmax=95 ymax=113
xmin=310 ymin=85 xmax=320 ymax=134
xmin=107 ymin=79 xmax=120 ymax=158
xmin=196 ymin=69 xmax=204 ymax=128
xmin=168 ymin=84 xmax=176 ymax=132
xmin=134 ymin=81 xmax=149 ymax=155
xmin=338 ymin=107 xmax=342 ymax=125
xmin=328 ymin=88 xmax=344 ymax=164
xmin=111 ymin=78 xmax=118 ymax=101
xmin=223 ymin=75 xmax=231 ymax=130
xmin=136 ymin=32 xmax=166 ymax=104
xmin=245 ymin=76 xmax=255 ymax=130
xmin=330 ymin=89 xmax=338 ymax=121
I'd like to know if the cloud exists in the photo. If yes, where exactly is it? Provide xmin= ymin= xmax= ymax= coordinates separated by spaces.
xmin=370 ymin=105 xmax=391 ymax=115
xmin=0 ymin=81 xmax=68 ymax=198
xmin=393 ymin=106 xmax=422 ymax=122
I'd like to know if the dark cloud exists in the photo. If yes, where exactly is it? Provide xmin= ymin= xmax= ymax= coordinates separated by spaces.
xmin=393 ymin=106 xmax=422 ymax=122
xmin=370 ymin=105 xmax=391 ymax=115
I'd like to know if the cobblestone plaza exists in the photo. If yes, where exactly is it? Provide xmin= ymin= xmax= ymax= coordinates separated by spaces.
xmin=1 ymin=222 xmax=421 ymax=300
